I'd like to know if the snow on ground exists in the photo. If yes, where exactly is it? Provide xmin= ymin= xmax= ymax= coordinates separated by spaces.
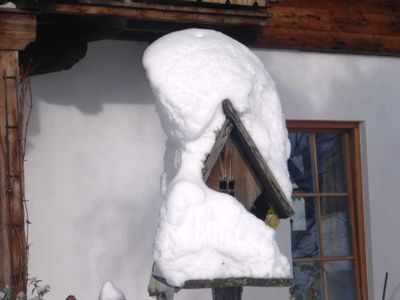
xmin=98 ymin=281 xmax=126 ymax=300
xmin=143 ymin=28 xmax=292 ymax=287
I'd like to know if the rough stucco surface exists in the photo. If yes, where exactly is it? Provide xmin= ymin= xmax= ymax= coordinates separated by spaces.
xmin=26 ymin=40 xmax=400 ymax=300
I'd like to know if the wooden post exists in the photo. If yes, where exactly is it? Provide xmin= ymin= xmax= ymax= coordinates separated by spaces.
xmin=0 ymin=8 xmax=36 ymax=298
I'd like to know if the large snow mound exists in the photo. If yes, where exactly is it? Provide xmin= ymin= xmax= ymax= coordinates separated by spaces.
xmin=143 ymin=28 xmax=292 ymax=287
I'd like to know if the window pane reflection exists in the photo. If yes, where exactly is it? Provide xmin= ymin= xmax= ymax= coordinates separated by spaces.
xmin=289 ymin=133 xmax=315 ymax=193
xmin=321 ymin=197 xmax=353 ymax=257
xmin=325 ymin=260 xmax=357 ymax=300
xmin=292 ymin=262 xmax=324 ymax=300
xmin=316 ymin=133 xmax=347 ymax=193
xmin=291 ymin=197 xmax=320 ymax=258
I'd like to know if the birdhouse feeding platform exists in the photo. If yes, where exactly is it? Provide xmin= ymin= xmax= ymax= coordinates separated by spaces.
xmin=150 ymin=100 xmax=294 ymax=300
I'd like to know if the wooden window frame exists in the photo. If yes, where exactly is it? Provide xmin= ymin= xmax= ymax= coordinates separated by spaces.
xmin=286 ymin=120 xmax=368 ymax=300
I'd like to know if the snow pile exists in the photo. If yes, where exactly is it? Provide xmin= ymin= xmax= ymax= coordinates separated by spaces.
xmin=143 ymin=28 xmax=292 ymax=287
xmin=148 ymin=274 xmax=175 ymax=299
xmin=0 ymin=2 xmax=17 ymax=8
xmin=98 ymin=281 xmax=126 ymax=300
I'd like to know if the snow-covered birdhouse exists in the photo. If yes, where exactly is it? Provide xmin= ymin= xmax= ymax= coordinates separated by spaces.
xmin=149 ymin=100 xmax=295 ymax=300
xmin=144 ymin=29 xmax=296 ymax=300
xmin=203 ymin=100 xmax=294 ymax=221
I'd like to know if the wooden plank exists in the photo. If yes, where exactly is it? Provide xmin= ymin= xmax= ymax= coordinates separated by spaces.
xmin=229 ymin=137 xmax=263 ymax=210
xmin=0 ymin=51 xmax=14 ymax=297
xmin=7 ymin=0 xmax=400 ymax=55
xmin=153 ymin=275 xmax=292 ymax=288
xmin=331 ymin=10 xmax=400 ymax=36
xmin=351 ymin=125 xmax=369 ymax=300
xmin=0 ymin=18 xmax=34 ymax=296
xmin=222 ymin=100 xmax=293 ymax=218
xmin=258 ymin=0 xmax=400 ymax=55
xmin=228 ymin=0 xmax=255 ymax=7
xmin=39 ymin=0 xmax=267 ymax=8
xmin=32 ymin=2 xmax=267 ymax=26
xmin=266 ymin=3 xmax=400 ymax=36
xmin=0 ymin=50 xmax=27 ymax=297
xmin=202 ymin=119 xmax=233 ymax=181
xmin=343 ymin=131 xmax=363 ymax=300
xmin=206 ymin=136 xmax=263 ymax=210
xmin=0 ymin=10 xmax=36 ymax=50
xmin=258 ymin=26 xmax=400 ymax=54
xmin=269 ymin=0 xmax=400 ymax=15
xmin=266 ymin=6 xmax=331 ymax=31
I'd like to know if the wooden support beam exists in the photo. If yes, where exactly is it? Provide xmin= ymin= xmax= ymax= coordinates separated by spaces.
xmin=0 ymin=49 xmax=26 ymax=300
xmin=0 ymin=9 xmax=36 ymax=51
xmin=0 ymin=8 xmax=36 ymax=298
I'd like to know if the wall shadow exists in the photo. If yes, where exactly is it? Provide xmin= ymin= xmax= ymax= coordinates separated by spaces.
xmin=27 ymin=40 xmax=157 ymax=141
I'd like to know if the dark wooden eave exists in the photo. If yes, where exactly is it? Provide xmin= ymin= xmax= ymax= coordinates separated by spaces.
xmin=202 ymin=100 xmax=294 ymax=219
xmin=15 ymin=0 xmax=267 ymax=74
xmin=6 ymin=0 xmax=400 ymax=74
xmin=259 ymin=0 xmax=400 ymax=55
xmin=16 ymin=0 xmax=400 ymax=55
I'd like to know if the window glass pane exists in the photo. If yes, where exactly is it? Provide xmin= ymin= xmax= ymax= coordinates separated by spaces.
xmin=316 ymin=133 xmax=347 ymax=193
xmin=325 ymin=260 xmax=357 ymax=300
xmin=291 ymin=197 xmax=320 ymax=258
xmin=292 ymin=262 xmax=324 ymax=300
xmin=321 ymin=197 xmax=353 ymax=257
xmin=289 ymin=133 xmax=315 ymax=193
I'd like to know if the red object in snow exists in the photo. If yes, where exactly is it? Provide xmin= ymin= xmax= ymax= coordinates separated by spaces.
xmin=66 ymin=296 xmax=76 ymax=300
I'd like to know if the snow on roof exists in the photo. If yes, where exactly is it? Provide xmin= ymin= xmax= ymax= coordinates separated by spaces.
xmin=143 ymin=28 xmax=292 ymax=287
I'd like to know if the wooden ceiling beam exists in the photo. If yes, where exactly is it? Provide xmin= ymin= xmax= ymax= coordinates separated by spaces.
xmin=21 ymin=2 xmax=267 ymax=26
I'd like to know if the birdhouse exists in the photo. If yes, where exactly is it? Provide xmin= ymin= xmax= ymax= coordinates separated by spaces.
xmin=203 ymin=100 xmax=294 ymax=222
xmin=149 ymin=100 xmax=294 ymax=300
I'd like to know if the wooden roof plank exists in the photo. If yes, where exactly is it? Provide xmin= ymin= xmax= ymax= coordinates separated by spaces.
xmin=221 ymin=100 xmax=294 ymax=218
xmin=202 ymin=119 xmax=234 ymax=181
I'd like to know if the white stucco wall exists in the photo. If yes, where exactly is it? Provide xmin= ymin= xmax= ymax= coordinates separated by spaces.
xmin=26 ymin=39 xmax=400 ymax=300
xmin=255 ymin=49 xmax=400 ymax=300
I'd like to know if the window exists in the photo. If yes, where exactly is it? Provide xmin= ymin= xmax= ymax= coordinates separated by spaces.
xmin=287 ymin=121 xmax=367 ymax=300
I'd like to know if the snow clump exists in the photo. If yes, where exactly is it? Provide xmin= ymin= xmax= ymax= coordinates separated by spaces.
xmin=143 ymin=28 xmax=292 ymax=287
xmin=98 ymin=281 xmax=126 ymax=300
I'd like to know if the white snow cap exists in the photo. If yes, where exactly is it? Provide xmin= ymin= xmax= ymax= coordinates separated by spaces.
xmin=143 ymin=28 xmax=292 ymax=287
xmin=0 ymin=2 xmax=17 ymax=8
xmin=98 ymin=281 xmax=126 ymax=300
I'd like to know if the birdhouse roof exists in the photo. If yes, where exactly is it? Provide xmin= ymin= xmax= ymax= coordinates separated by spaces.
xmin=202 ymin=100 xmax=294 ymax=219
